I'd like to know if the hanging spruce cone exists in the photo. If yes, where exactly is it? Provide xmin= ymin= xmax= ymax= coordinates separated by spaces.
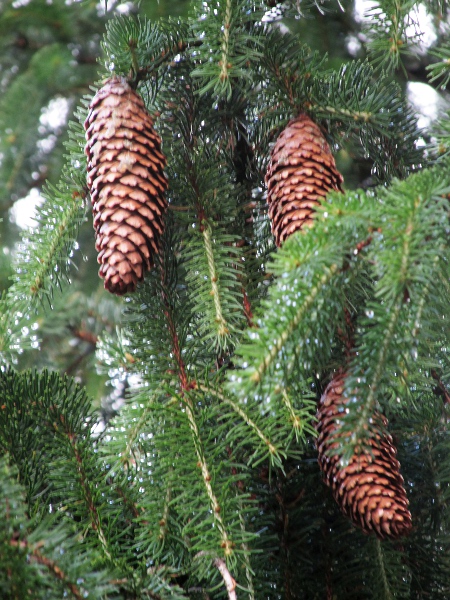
xmin=84 ymin=76 xmax=168 ymax=295
xmin=316 ymin=371 xmax=412 ymax=539
xmin=265 ymin=114 xmax=343 ymax=246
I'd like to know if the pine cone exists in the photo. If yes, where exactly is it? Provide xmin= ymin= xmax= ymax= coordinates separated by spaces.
xmin=84 ymin=77 xmax=168 ymax=295
xmin=265 ymin=114 xmax=343 ymax=246
xmin=316 ymin=371 xmax=412 ymax=539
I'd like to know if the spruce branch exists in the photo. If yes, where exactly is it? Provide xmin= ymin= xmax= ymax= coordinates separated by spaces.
xmin=9 ymin=539 xmax=84 ymax=600
xmin=160 ymin=261 xmax=191 ymax=391
xmin=428 ymin=41 xmax=450 ymax=89
xmin=238 ymin=509 xmax=255 ymax=600
xmin=120 ymin=387 xmax=164 ymax=468
xmin=121 ymin=221 xmax=200 ymax=394
xmin=101 ymin=15 xmax=190 ymax=85
xmin=337 ymin=168 xmax=450 ymax=460
xmin=343 ymin=283 xmax=405 ymax=455
xmin=11 ymin=109 xmax=89 ymax=308
xmin=431 ymin=370 xmax=450 ymax=406
xmin=12 ymin=185 xmax=86 ymax=306
xmin=159 ymin=469 xmax=173 ymax=541
xmin=219 ymin=0 xmax=233 ymax=86
xmin=194 ymin=552 xmax=237 ymax=600
xmin=202 ymin=222 xmax=232 ymax=345
xmin=182 ymin=188 xmax=246 ymax=353
xmin=376 ymin=538 xmax=394 ymax=600
xmin=158 ymin=69 xmax=248 ymax=355
xmin=184 ymin=391 xmax=235 ymax=557
xmin=280 ymin=389 xmax=304 ymax=443
xmin=191 ymin=0 xmax=262 ymax=99
xmin=310 ymin=60 xmax=422 ymax=180
xmin=213 ymin=557 xmax=238 ymax=600
xmin=63 ymin=432 xmax=112 ymax=561
xmin=0 ymin=369 xmax=125 ymax=562
xmin=198 ymin=384 xmax=282 ymax=464
xmin=247 ymin=262 xmax=339 ymax=386
xmin=361 ymin=0 xmax=420 ymax=73
xmin=258 ymin=28 xmax=327 ymax=111
xmin=313 ymin=60 xmax=419 ymax=148
xmin=0 ymin=291 xmax=33 ymax=366
xmin=229 ymin=191 xmax=371 ymax=408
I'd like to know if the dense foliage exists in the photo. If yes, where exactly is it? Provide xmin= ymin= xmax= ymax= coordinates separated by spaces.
xmin=2 ymin=1 xmax=450 ymax=598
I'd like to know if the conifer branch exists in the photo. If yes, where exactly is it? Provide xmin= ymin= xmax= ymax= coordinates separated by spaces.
xmin=375 ymin=539 xmax=394 ymax=600
xmin=322 ymin=105 xmax=372 ymax=123
xmin=359 ymin=295 xmax=402 ymax=414
xmin=428 ymin=41 xmax=450 ymax=89
xmin=431 ymin=370 xmax=450 ymax=406
xmin=250 ymin=263 xmax=339 ymax=384
xmin=195 ymin=552 xmax=237 ymax=600
xmin=101 ymin=16 xmax=189 ymax=86
xmin=213 ymin=557 xmax=237 ymax=600
xmin=65 ymin=432 xmax=112 ymax=561
xmin=159 ymin=471 xmax=172 ymax=540
xmin=13 ymin=185 xmax=86 ymax=306
xmin=185 ymin=222 xmax=244 ymax=353
xmin=280 ymin=389 xmax=304 ymax=442
xmin=184 ymin=393 xmax=234 ymax=557
xmin=344 ymin=210 xmax=413 ymax=455
xmin=33 ymin=196 xmax=84 ymax=299
xmin=198 ymin=384 xmax=279 ymax=459
xmin=191 ymin=0 xmax=261 ymax=98
xmin=362 ymin=0 xmax=416 ymax=72
xmin=238 ymin=509 xmax=255 ymax=600
xmin=10 ymin=539 xmax=84 ymax=600
xmin=202 ymin=223 xmax=231 ymax=344
xmin=411 ymin=252 xmax=441 ymax=338
xmin=0 ymin=292 xmax=29 ymax=365
xmin=219 ymin=0 xmax=233 ymax=85
xmin=159 ymin=261 xmax=190 ymax=390
xmin=113 ymin=481 xmax=141 ymax=520
xmin=121 ymin=388 xmax=163 ymax=466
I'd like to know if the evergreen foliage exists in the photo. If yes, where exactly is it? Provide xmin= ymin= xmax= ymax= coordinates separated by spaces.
xmin=3 ymin=0 xmax=450 ymax=598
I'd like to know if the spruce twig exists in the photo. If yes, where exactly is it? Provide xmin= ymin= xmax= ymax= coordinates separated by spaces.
xmin=10 ymin=539 xmax=84 ymax=600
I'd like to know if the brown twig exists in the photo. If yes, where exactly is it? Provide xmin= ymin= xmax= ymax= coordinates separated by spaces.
xmin=112 ymin=481 xmax=142 ymax=520
xmin=159 ymin=260 xmax=192 ymax=391
xmin=213 ymin=558 xmax=237 ymax=600
xmin=242 ymin=288 xmax=254 ymax=328
xmin=195 ymin=552 xmax=237 ymax=600
xmin=431 ymin=369 xmax=450 ymax=405
xmin=65 ymin=345 xmax=96 ymax=376
xmin=10 ymin=539 xmax=84 ymax=600
xmin=134 ymin=40 xmax=202 ymax=86
xmin=70 ymin=327 xmax=98 ymax=346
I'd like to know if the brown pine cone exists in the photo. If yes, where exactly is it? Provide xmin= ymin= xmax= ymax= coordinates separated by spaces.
xmin=316 ymin=371 xmax=412 ymax=539
xmin=84 ymin=76 xmax=168 ymax=295
xmin=265 ymin=114 xmax=343 ymax=246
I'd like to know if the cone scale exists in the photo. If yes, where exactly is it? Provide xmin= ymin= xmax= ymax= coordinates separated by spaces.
xmin=316 ymin=371 xmax=412 ymax=540
xmin=265 ymin=114 xmax=343 ymax=246
xmin=84 ymin=76 xmax=168 ymax=295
